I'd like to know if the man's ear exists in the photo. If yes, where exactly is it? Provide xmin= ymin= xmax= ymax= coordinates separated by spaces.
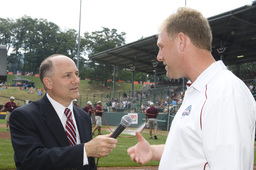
xmin=177 ymin=32 xmax=186 ymax=51
xmin=43 ymin=77 xmax=52 ymax=90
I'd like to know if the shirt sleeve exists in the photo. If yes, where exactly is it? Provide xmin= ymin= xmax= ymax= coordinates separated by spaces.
xmin=3 ymin=102 xmax=7 ymax=107
xmin=83 ymin=147 xmax=89 ymax=165
xmin=202 ymin=89 xmax=255 ymax=169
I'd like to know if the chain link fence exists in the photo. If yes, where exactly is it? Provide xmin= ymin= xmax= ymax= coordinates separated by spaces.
xmin=78 ymin=84 xmax=185 ymax=114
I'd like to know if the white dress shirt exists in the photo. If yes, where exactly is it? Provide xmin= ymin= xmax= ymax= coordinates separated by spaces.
xmin=46 ymin=94 xmax=88 ymax=165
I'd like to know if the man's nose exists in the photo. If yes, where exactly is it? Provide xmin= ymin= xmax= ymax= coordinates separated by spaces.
xmin=157 ymin=52 xmax=163 ymax=62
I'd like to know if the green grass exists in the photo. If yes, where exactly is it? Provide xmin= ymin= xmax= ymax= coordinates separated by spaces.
xmin=0 ymin=119 xmax=165 ymax=169
xmin=95 ymin=129 xmax=166 ymax=167
xmin=0 ymin=74 xmax=143 ymax=106
xmin=0 ymin=86 xmax=42 ymax=105
xmin=0 ymin=138 xmax=15 ymax=169
xmin=0 ymin=120 xmax=15 ymax=169
xmin=1 ymin=119 xmax=256 ymax=169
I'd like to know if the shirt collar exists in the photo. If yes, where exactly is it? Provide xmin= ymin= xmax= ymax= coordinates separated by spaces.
xmin=188 ymin=60 xmax=227 ymax=92
xmin=46 ymin=93 xmax=73 ymax=117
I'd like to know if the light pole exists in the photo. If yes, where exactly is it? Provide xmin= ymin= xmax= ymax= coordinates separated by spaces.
xmin=76 ymin=0 xmax=82 ymax=70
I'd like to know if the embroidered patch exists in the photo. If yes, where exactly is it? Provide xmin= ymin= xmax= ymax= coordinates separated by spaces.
xmin=181 ymin=105 xmax=192 ymax=119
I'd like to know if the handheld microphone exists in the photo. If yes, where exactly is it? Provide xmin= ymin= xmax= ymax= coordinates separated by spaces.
xmin=110 ymin=115 xmax=132 ymax=138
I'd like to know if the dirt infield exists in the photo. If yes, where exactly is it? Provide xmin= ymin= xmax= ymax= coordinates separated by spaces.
xmin=0 ymin=131 xmax=10 ymax=138
xmin=0 ymin=124 xmax=10 ymax=138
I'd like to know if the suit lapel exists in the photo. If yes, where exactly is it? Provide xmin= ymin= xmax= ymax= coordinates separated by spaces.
xmin=73 ymin=107 xmax=92 ymax=143
xmin=40 ymin=95 xmax=70 ymax=146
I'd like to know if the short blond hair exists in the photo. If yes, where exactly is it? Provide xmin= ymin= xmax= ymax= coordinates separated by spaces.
xmin=160 ymin=7 xmax=212 ymax=51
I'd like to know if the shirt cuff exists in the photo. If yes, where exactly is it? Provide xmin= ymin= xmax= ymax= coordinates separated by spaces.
xmin=83 ymin=147 xmax=89 ymax=165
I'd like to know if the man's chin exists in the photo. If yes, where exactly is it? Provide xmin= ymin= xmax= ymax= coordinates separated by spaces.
xmin=166 ymin=73 xmax=180 ymax=80
xmin=72 ymin=93 xmax=80 ymax=99
xmin=166 ymin=72 xmax=173 ymax=79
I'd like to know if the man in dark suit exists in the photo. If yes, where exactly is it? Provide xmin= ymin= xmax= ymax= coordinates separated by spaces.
xmin=10 ymin=54 xmax=117 ymax=170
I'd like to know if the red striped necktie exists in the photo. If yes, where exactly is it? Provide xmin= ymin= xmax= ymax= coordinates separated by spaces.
xmin=64 ymin=108 xmax=77 ymax=146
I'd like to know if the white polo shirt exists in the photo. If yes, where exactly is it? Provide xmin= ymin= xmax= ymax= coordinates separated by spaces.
xmin=159 ymin=61 xmax=256 ymax=170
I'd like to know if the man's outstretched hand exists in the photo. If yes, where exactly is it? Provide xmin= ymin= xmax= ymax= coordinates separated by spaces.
xmin=127 ymin=131 xmax=152 ymax=164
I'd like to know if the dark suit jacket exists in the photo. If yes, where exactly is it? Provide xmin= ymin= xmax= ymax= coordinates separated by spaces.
xmin=10 ymin=95 xmax=96 ymax=170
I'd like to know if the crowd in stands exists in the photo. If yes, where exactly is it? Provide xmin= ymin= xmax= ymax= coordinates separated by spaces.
xmin=87 ymin=79 xmax=256 ymax=115
xmin=96 ymin=85 xmax=185 ymax=114
xmin=1 ymin=78 xmax=255 ymax=114
xmin=245 ymin=80 xmax=256 ymax=100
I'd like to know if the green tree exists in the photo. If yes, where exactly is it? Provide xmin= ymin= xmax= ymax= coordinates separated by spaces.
xmin=0 ymin=18 xmax=15 ymax=53
xmin=7 ymin=16 xmax=61 ymax=73
xmin=82 ymin=27 xmax=126 ymax=85
xmin=134 ymin=72 xmax=147 ymax=82
xmin=82 ymin=27 xmax=125 ymax=55
xmin=116 ymin=69 xmax=132 ymax=82
xmin=56 ymin=29 xmax=78 ymax=58
xmin=228 ymin=62 xmax=256 ymax=79
xmin=0 ymin=16 xmax=80 ymax=74
xmin=26 ymin=18 xmax=60 ymax=73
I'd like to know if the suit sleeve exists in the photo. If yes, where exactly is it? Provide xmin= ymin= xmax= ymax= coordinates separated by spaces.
xmin=10 ymin=107 xmax=88 ymax=170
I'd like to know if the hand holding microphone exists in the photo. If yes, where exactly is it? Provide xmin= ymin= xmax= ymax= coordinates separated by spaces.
xmin=85 ymin=115 xmax=132 ymax=158
xmin=111 ymin=115 xmax=132 ymax=138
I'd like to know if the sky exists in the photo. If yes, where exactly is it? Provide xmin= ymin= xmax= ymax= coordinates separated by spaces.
xmin=0 ymin=0 xmax=253 ymax=43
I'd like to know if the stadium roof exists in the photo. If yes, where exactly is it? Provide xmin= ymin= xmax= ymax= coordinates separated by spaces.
xmin=210 ymin=5 xmax=256 ymax=65
xmin=91 ymin=5 xmax=256 ymax=76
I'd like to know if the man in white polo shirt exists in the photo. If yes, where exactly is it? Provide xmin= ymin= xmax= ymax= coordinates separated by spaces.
xmin=127 ymin=7 xmax=256 ymax=170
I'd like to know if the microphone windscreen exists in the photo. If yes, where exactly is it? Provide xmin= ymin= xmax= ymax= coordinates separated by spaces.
xmin=120 ymin=115 xmax=132 ymax=127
